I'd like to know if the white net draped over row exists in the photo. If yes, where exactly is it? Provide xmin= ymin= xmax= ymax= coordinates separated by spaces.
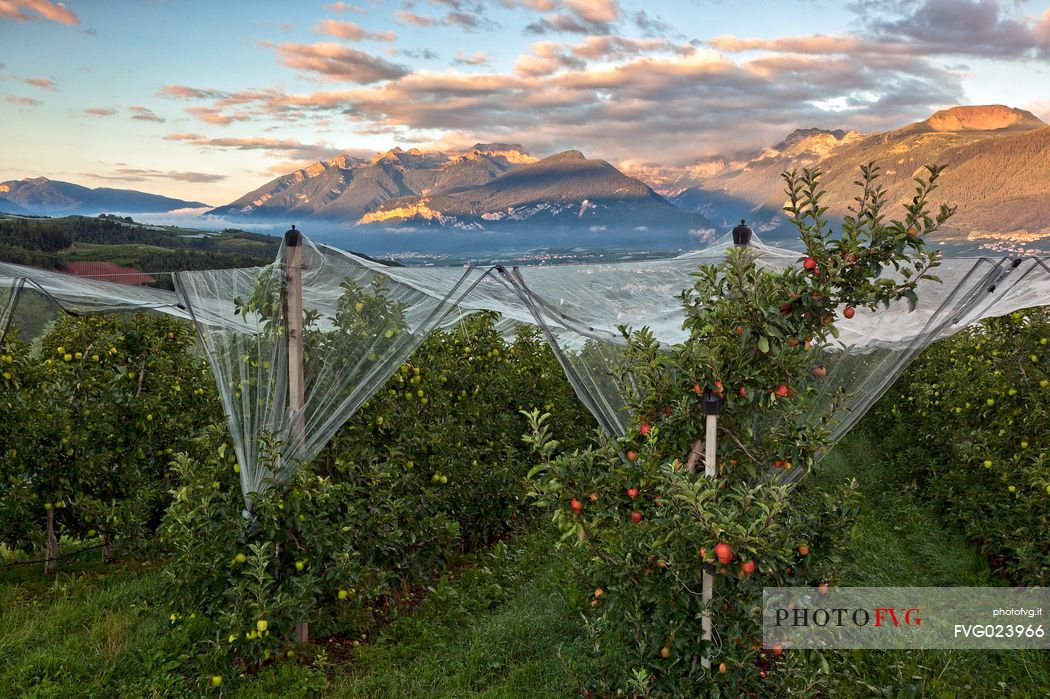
xmin=1 ymin=234 xmax=1047 ymax=507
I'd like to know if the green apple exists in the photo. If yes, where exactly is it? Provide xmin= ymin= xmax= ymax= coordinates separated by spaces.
xmin=256 ymin=619 xmax=268 ymax=632
xmin=984 ymin=460 xmax=993 ymax=468
xmin=235 ymin=552 xmax=247 ymax=564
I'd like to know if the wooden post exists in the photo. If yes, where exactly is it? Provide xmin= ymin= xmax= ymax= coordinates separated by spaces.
xmin=285 ymin=226 xmax=309 ymax=645
xmin=45 ymin=506 xmax=58 ymax=575
xmin=698 ymin=390 xmax=721 ymax=671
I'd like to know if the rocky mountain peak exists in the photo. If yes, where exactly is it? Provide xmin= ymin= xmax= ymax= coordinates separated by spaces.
xmin=924 ymin=105 xmax=1045 ymax=132
xmin=540 ymin=150 xmax=587 ymax=163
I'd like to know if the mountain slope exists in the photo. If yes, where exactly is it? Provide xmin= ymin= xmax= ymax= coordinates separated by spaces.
xmin=0 ymin=197 xmax=31 ymax=215
xmin=209 ymin=144 xmax=534 ymax=221
xmin=673 ymin=106 xmax=1049 ymax=240
xmin=358 ymin=150 xmax=707 ymax=232
xmin=0 ymin=178 xmax=206 ymax=215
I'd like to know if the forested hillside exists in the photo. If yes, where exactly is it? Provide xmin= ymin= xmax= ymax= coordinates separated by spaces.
xmin=0 ymin=214 xmax=280 ymax=285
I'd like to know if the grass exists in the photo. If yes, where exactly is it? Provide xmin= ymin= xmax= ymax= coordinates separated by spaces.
xmin=1 ymin=431 xmax=1047 ymax=697
xmin=795 ymin=431 xmax=1050 ymax=698
xmin=244 ymin=528 xmax=585 ymax=698
xmin=0 ymin=558 xmax=192 ymax=697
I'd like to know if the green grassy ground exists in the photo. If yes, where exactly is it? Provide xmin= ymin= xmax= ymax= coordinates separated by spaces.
xmin=1 ymin=431 xmax=1047 ymax=698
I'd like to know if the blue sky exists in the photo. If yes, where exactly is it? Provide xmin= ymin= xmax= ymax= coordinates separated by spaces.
xmin=2 ymin=0 xmax=1049 ymax=204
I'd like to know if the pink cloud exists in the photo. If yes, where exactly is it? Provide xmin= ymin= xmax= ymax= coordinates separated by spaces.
xmin=84 ymin=106 xmax=116 ymax=116
xmin=0 ymin=0 xmax=78 ymax=25
xmin=158 ymin=84 xmax=231 ymax=100
xmin=453 ymin=51 xmax=490 ymax=66
xmin=314 ymin=18 xmax=395 ymax=41
xmin=184 ymin=105 xmax=250 ymax=125
xmin=564 ymin=0 xmax=619 ymax=24
xmin=4 ymin=94 xmax=41 ymax=106
xmin=129 ymin=105 xmax=164 ymax=122
xmin=324 ymin=2 xmax=367 ymax=14
xmin=270 ymin=41 xmax=410 ymax=83
xmin=164 ymin=133 xmax=343 ymax=161
xmin=394 ymin=10 xmax=438 ymax=27
xmin=24 ymin=76 xmax=55 ymax=89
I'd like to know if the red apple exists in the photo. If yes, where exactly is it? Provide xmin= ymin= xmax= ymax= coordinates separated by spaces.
xmin=742 ymin=560 xmax=756 ymax=575
xmin=843 ymin=306 xmax=856 ymax=319
xmin=627 ymin=487 xmax=639 ymax=499
xmin=774 ymin=385 xmax=789 ymax=398
xmin=803 ymin=256 xmax=816 ymax=270
xmin=715 ymin=542 xmax=733 ymax=564
xmin=640 ymin=422 xmax=651 ymax=436
xmin=798 ymin=544 xmax=810 ymax=556
xmin=630 ymin=511 xmax=643 ymax=524
xmin=571 ymin=498 xmax=583 ymax=515
xmin=693 ymin=382 xmax=702 ymax=395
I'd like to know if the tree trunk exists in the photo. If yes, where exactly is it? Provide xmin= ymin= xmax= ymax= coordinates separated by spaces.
xmin=45 ymin=507 xmax=59 ymax=575
xmin=685 ymin=439 xmax=703 ymax=474
xmin=101 ymin=534 xmax=113 ymax=563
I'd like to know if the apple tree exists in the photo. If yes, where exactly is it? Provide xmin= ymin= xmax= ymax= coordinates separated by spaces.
xmin=525 ymin=164 xmax=954 ymax=695
xmin=0 ymin=312 xmax=219 ymax=571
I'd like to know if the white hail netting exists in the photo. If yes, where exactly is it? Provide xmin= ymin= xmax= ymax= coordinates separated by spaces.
xmin=1 ymin=234 xmax=1048 ymax=507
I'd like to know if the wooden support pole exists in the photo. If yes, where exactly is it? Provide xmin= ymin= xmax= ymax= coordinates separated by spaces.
xmin=285 ymin=226 xmax=309 ymax=645
xmin=698 ymin=390 xmax=721 ymax=671
xmin=44 ymin=506 xmax=58 ymax=575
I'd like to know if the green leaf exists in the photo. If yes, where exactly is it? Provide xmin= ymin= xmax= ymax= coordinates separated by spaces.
xmin=904 ymin=289 xmax=919 ymax=312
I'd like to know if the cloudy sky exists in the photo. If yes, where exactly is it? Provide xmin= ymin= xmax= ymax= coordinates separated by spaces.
xmin=2 ymin=0 xmax=1049 ymax=204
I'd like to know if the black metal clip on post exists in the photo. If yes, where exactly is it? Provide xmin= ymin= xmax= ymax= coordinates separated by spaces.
xmin=732 ymin=220 xmax=753 ymax=247
xmin=285 ymin=224 xmax=301 ymax=247
xmin=700 ymin=389 xmax=722 ymax=416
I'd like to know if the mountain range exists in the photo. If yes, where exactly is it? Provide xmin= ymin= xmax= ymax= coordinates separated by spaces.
xmin=1 ymin=105 xmax=1047 ymax=257
xmin=669 ymin=105 xmax=1050 ymax=248
xmin=0 ymin=178 xmax=205 ymax=216
xmin=209 ymin=144 xmax=708 ymax=243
